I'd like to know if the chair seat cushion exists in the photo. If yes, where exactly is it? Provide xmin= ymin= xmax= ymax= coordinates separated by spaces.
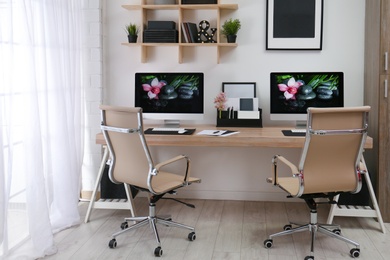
xmin=151 ymin=171 xmax=200 ymax=194
xmin=278 ymin=177 xmax=300 ymax=196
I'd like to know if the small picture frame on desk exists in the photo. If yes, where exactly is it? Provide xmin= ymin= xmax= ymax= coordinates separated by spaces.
xmin=222 ymin=82 xmax=256 ymax=98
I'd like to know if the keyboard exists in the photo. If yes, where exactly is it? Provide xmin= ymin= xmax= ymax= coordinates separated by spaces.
xmin=144 ymin=128 xmax=196 ymax=135
xmin=151 ymin=127 xmax=186 ymax=132
xmin=290 ymin=129 xmax=306 ymax=133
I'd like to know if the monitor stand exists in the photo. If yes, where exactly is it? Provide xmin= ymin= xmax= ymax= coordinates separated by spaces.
xmin=161 ymin=119 xmax=181 ymax=128
xmin=295 ymin=120 xmax=307 ymax=129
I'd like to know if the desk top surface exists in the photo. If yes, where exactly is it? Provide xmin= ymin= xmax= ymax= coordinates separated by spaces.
xmin=96 ymin=125 xmax=373 ymax=149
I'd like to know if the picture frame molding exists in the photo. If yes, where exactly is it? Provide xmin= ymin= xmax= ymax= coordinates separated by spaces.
xmin=222 ymin=82 xmax=257 ymax=98
xmin=266 ymin=0 xmax=324 ymax=50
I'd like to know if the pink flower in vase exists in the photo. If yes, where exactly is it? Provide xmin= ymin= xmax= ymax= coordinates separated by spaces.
xmin=214 ymin=92 xmax=227 ymax=118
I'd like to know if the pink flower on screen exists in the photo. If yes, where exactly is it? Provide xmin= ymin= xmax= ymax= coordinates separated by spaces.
xmin=278 ymin=77 xmax=303 ymax=100
xmin=142 ymin=77 xmax=166 ymax=99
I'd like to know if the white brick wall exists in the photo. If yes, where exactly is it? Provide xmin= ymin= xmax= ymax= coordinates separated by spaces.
xmin=82 ymin=0 xmax=103 ymax=192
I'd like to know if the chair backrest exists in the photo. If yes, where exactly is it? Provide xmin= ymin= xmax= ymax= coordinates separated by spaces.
xmin=298 ymin=106 xmax=370 ymax=196
xmin=100 ymin=105 xmax=152 ymax=190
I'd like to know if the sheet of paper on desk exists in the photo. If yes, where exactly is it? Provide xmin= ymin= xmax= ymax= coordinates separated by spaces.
xmin=197 ymin=130 xmax=239 ymax=137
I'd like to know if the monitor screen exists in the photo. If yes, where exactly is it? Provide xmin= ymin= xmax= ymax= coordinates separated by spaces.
xmin=270 ymin=72 xmax=344 ymax=124
xmin=135 ymin=72 xmax=204 ymax=126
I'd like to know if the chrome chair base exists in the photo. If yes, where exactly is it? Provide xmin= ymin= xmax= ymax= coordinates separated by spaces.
xmin=264 ymin=210 xmax=361 ymax=259
xmin=108 ymin=202 xmax=196 ymax=257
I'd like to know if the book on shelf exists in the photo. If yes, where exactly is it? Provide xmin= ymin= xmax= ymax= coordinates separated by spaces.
xmin=181 ymin=22 xmax=190 ymax=43
xmin=187 ymin=22 xmax=199 ymax=43
xmin=182 ymin=22 xmax=199 ymax=43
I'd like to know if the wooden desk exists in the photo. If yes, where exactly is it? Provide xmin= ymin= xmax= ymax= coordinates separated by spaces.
xmin=87 ymin=126 xmax=385 ymax=233
xmin=95 ymin=125 xmax=373 ymax=149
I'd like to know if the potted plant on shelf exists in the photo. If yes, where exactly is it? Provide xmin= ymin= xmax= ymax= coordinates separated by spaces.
xmin=221 ymin=18 xmax=241 ymax=43
xmin=125 ymin=23 xmax=139 ymax=43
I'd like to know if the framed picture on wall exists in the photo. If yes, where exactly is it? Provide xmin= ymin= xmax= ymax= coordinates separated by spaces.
xmin=266 ymin=0 xmax=324 ymax=50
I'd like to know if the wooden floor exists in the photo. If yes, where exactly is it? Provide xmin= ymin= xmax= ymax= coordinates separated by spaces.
xmin=41 ymin=198 xmax=390 ymax=260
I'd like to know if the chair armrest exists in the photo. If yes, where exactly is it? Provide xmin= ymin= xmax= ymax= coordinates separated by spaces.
xmin=154 ymin=154 xmax=192 ymax=182
xmin=276 ymin=155 xmax=299 ymax=174
xmin=154 ymin=155 xmax=187 ymax=169
xmin=269 ymin=155 xmax=299 ymax=185
xmin=359 ymin=160 xmax=367 ymax=173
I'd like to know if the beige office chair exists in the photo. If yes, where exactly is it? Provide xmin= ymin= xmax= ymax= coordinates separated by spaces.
xmin=100 ymin=105 xmax=201 ymax=257
xmin=264 ymin=106 xmax=370 ymax=260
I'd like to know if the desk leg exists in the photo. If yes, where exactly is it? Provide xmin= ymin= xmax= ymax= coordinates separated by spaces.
xmin=124 ymin=183 xmax=137 ymax=218
xmin=84 ymin=146 xmax=138 ymax=223
xmin=327 ymin=157 xmax=386 ymax=233
xmin=84 ymin=145 xmax=109 ymax=223
xmin=363 ymin=164 xmax=386 ymax=233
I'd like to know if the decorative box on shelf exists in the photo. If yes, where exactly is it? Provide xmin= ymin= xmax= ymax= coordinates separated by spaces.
xmin=143 ymin=21 xmax=178 ymax=43
xmin=216 ymin=109 xmax=263 ymax=128
xmin=182 ymin=0 xmax=217 ymax=4
xmin=155 ymin=0 xmax=176 ymax=4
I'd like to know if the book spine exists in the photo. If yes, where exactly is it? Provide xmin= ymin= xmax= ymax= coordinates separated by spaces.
xmin=181 ymin=22 xmax=189 ymax=43
xmin=184 ymin=22 xmax=192 ymax=43
xmin=187 ymin=22 xmax=199 ymax=43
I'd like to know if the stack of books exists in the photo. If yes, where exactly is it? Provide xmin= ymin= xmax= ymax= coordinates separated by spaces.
xmin=143 ymin=21 xmax=178 ymax=43
xmin=182 ymin=0 xmax=217 ymax=4
xmin=181 ymin=22 xmax=200 ymax=43
xmin=144 ymin=30 xmax=178 ymax=43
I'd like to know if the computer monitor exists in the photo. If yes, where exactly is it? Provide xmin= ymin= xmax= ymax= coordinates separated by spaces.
xmin=135 ymin=72 xmax=204 ymax=127
xmin=270 ymin=72 xmax=344 ymax=127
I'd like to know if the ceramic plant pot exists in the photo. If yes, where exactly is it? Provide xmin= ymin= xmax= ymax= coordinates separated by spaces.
xmin=226 ymin=35 xmax=237 ymax=43
xmin=128 ymin=35 xmax=138 ymax=43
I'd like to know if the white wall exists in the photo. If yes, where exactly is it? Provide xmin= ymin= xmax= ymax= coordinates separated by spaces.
xmin=86 ymin=0 xmax=366 ymax=201
xmin=103 ymin=0 xmax=365 ymax=125
xmin=82 ymin=0 xmax=104 ymax=194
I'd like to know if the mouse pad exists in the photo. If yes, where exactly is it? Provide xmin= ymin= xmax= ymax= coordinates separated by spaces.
xmin=144 ymin=128 xmax=196 ymax=135
xmin=282 ymin=130 xmax=306 ymax=137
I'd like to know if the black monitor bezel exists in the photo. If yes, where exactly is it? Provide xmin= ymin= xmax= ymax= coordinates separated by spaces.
xmin=134 ymin=72 xmax=204 ymax=115
xmin=270 ymin=71 xmax=344 ymax=115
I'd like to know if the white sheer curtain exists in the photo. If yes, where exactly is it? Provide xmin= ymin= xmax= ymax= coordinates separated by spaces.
xmin=0 ymin=0 xmax=83 ymax=259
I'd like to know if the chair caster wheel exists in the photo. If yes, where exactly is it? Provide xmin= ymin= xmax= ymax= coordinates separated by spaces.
xmin=283 ymin=224 xmax=292 ymax=230
xmin=188 ymin=232 xmax=196 ymax=241
xmin=154 ymin=246 xmax=163 ymax=257
xmin=304 ymin=256 xmax=314 ymax=260
xmin=108 ymin=239 xmax=117 ymax=249
xmin=332 ymin=228 xmax=341 ymax=235
xmin=350 ymin=248 xmax=360 ymax=258
xmin=264 ymin=239 xmax=273 ymax=248
xmin=120 ymin=222 xmax=128 ymax=230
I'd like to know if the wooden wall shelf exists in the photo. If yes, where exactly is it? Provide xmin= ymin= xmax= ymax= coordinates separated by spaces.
xmin=122 ymin=1 xmax=238 ymax=63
